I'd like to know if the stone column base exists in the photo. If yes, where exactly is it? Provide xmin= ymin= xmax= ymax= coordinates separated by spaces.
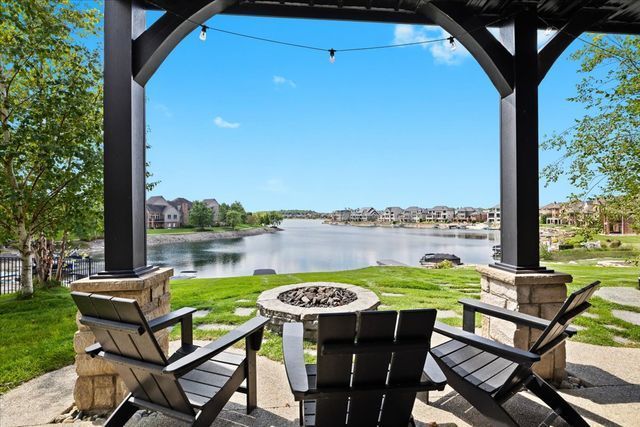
xmin=70 ymin=267 xmax=173 ymax=413
xmin=477 ymin=265 xmax=572 ymax=385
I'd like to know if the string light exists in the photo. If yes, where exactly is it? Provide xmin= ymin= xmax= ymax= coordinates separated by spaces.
xmin=145 ymin=0 xmax=515 ymax=61
xmin=544 ymin=27 xmax=553 ymax=36
xmin=448 ymin=36 xmax=457 ymax=51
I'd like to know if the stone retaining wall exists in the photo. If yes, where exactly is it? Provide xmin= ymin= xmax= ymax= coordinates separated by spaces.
xmin=70 ymin=268 xmax=173 ymax=413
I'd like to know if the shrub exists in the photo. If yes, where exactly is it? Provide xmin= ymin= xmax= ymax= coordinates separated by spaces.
xmin=610 ymin=239 xmax=622 ymax=248
xmin=540 ymin=244 xmax=552 ymax=260
xmin=435 ymin=260 xmax=454 ymax=269
xmin=559 ymin=243 xmax=574 ymax=250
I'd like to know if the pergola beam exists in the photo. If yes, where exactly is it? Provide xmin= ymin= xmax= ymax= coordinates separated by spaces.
xmin=133 ymin=0 xmax=237 ymax=86
xmin=538 ymin=8 xmax=613 ymax=83
xmin=417 ymin=0 xmax=514 ymax=97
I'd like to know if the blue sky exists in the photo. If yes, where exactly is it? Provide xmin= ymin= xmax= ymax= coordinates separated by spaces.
xmin=137 ymin=12 xmax=588 ymax=212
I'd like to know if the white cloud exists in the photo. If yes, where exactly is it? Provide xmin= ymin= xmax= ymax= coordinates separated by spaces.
xmin=393 ymin=25 xmax=557 ymax=65
xmin=393 ymin=25 xmax=469 ymax=65
xmin=214 ymin=116 xmax=240 ymax=129
xmin=154 ymin=103 xmax=173 ymax=118
xmin=260 ymin=178 xmax=287 ymax=193
xmin=273 ymin=75 xmax=297 ymax=88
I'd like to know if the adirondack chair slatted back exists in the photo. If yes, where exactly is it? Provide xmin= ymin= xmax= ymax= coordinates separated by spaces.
xmin=71 ymin=292 xmax=194 ymax=415
xmin=349 ymin=311 xmax=397 ymax=426
xmin=315 ymin=309 xmax=436 ymax=427
xmin=315 ymin=313 xmax=357 ymax=426
xmin=529 ymin=281 xmax=600 ymax=355
xmin=491 ymin=282 xmax=600 ymax=402
xmin=380 ymin=310 xmax=436 ymax=426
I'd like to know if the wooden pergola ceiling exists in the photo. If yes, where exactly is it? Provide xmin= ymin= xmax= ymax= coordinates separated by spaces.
xmin=145 ymin=0 xmax=640 ymax=34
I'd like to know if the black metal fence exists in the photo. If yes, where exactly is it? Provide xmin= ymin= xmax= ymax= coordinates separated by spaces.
xmin=0 ymin=255 xmax=104 ymax=294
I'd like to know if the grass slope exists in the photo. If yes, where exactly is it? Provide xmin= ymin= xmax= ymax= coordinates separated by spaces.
xmin=0 ymin=287 xmax=77 ymax=393
xmin=0 ymin=264 xmax=638 ymax=394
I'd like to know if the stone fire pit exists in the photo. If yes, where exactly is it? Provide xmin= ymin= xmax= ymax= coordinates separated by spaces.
xmin=257 ymin=282 xmax=380 ymax=341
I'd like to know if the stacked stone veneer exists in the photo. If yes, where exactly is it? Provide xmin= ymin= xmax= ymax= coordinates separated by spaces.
xmin=257 ymin=282 xmax=380 ymax=341
xmin=477 ymin=265 xmax=572 ymax=384
xmin=70 ymin=268 xmax=173 ymax=413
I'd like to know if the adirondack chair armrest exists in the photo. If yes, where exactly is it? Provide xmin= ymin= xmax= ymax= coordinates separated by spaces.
xmin=433 ymin=321 xmax=540 ymax=365
xmin=458 ymin=298 xmax=578 ymax=336
xmin=148 ymin=307 xmax=197 ymax=332
xmin=164 ymin=316 xmax=269 ymax=376
xmin=282 ymin=322 xmax=309 ymax=399
xmin=148 ymin=307 xmax=198 ymax=346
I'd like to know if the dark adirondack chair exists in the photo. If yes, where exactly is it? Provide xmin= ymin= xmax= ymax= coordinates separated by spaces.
xmin=71 ymin=291 xmax=269 ymax=427
xmin=430 ymin=281 xmax=600 ymax=427
xmin=282 ymin=310 xmax=447 ymax=427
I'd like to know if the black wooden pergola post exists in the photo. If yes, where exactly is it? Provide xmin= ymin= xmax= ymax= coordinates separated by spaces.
xmin=497 ymin=8 xmax=542 ymax=273
xmin=100 ymin=0 xmax=155 ymax=278
xmin=98 ymin=0 xmax=622 ymax=278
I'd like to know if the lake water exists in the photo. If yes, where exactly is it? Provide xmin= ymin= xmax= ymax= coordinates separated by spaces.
xmin=147 ymin=219 xmax=500 ymax=278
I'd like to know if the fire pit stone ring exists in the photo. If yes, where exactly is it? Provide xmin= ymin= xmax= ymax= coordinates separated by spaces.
xmin=256 ymin=282 xmax=380 ymax=341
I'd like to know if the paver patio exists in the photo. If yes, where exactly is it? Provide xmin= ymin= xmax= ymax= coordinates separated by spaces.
xmin=1 ymin=334 xmax=638 ymax=427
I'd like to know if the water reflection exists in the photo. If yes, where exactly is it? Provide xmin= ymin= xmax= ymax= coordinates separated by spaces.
xmin=145 ymin=219 xmax=500 ymax=278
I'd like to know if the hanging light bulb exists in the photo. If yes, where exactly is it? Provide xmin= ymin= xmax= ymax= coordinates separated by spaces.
xmin=448 ymin=36 xmax=457 ymax=51
xmin=544 ymin=26 xmax=553 ymax=36
xmin=329 ymin=49 xmax=336 ymax=63
xmin=199 ymin=26 xmax=207 ymax=41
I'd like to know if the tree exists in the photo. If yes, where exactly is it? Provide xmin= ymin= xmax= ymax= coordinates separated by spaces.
xmin=268 ymin=211 xmax=283 ymax=227
xmin=218 ymin=203 xmax=230 ymax=226
xmin=542 ymin=35 xmax=640 ymax=231
xmin=230 ymin=201 xmax=247 ymax=223
xmin=0 ymin=1 xmax=103 ymax=297
xmin=189 ymin=201 xmax=213 ymax=231
xmin=225 ymin=209 xmax=243 ymax=230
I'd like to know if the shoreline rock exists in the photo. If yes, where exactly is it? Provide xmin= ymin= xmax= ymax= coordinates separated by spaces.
xmin=85 ymin=227 xmax=279 ymax=254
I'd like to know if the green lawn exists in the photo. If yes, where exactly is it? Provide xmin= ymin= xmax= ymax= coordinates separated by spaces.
xmin=597 ymin=234 xmax=640 ymax=247
xmin=1 ymin=264 xmax=638 ymax=394
xmin=545 ymin=247 xmax=639 ymax=262
xmin=147 ymin=224 xmax=263 ymax=235
xmin=547 ymin=263 xmax=640 ymax=346
xmin=0 ymin=287 xmax=77 ymax=394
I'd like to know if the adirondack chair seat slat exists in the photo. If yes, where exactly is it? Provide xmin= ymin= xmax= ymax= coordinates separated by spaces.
xmin=430 ymin=281 xmax=600 ymax=427
xmin=71 ymin=291 xmax=268 ymax=427
xmin=432 ymin=340 xmax=519 ymax=394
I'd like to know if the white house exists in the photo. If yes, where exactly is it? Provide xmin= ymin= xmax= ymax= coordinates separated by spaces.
xmin=403 ymin=206 xmax=424 ymax=223
xmin=332 ymin=209 xmax=352 ymax=222
xmin=486 ymin=204 xmax=501 ymax=224
xmin=426 ymin=206 xmax=455 ymax=222
xmin=381 ymin=207 xmax=404 ymax=222
xmin=351 ymin=207 xmax=379 ymax=222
